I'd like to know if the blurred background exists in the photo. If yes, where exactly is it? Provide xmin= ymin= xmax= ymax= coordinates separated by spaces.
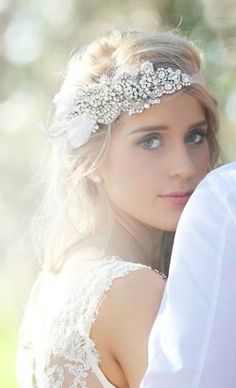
xmin=1 ymin=0 xmax=236 ymax=386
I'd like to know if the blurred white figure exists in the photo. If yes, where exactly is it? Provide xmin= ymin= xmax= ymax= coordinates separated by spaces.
xmin=141 ymin=161 xmax=236 ymax=388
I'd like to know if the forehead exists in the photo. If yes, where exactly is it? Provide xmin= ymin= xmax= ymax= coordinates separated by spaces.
xmin=116 ymin=93 xmax=205 ymax=133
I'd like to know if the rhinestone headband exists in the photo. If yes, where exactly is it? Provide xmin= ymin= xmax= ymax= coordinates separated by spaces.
xmin=51 ymin=61 xmax=192 ymax=150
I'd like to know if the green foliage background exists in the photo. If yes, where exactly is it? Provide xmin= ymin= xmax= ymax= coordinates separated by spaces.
xmin=1 ymin=0 xmax=235 ymax=386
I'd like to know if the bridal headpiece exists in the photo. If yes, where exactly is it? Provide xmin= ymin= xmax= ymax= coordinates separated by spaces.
xmin=48 ymin=61 xmax=194 ymax=150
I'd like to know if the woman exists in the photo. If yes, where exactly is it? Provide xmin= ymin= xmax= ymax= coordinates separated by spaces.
xmin=16 ymin=30 xmax=220 ymax=388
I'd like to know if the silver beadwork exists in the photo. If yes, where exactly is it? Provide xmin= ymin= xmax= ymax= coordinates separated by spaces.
xmin=69 ymin=61 xmax=191 ymax=131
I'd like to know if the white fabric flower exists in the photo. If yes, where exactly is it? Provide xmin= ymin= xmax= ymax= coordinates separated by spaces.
xmin=53 ymin=88 xmax=76 ymax=121
xmin=64 ymin=113 xmax=96 ymax=149
xmin=52 ymin=87 xmax=97 ymax=150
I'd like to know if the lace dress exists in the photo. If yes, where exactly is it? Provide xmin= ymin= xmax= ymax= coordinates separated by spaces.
xmin=16 ymin=256 xmax=165 ymax=388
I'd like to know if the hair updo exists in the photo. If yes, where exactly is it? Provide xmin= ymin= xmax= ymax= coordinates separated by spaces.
xmin=34 ymin=30 xmax=220 ymax=273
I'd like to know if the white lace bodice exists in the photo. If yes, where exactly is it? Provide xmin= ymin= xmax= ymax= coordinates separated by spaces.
xmin=16 ymin=256 xmax=160 ymax=388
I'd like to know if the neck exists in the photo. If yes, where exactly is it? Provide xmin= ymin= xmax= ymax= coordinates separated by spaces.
xmin=102 ymin=208 xmax=163 ymax=268
xmin=67 ymin=208 xmax=164 ymax=269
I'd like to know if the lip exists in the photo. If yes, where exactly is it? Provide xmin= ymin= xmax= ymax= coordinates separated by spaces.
xmin=158 ymin=191 xmax=193 ymax=205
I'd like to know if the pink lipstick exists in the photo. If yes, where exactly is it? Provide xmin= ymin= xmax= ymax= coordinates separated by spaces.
xmin=158 ymin=191 xmax=193 ymax=205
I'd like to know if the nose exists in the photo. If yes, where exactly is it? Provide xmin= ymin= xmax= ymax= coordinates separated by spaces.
xmin=168 ymin=145 xmax=195 ymax=180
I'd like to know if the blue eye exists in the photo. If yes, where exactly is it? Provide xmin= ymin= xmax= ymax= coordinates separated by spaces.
xmin=138 ymin=134 xmax=162 ymax=150
xmin=185 ymin=130 xmax=206 ymax=145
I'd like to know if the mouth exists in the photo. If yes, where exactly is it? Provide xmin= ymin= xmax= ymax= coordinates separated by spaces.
xmin=157 ymin=191 xmax=194 ymax=205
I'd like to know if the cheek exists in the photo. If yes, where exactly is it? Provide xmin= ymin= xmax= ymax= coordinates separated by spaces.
xmin=193 ymin=143 xmax=210 ymax=175
xmin=201 ymin=145 xmax=210 ymax=172
xmin=104 ymin=154 xmax=146 ymax=193
xmin=101 ymin=148 xmax=158 ymax=206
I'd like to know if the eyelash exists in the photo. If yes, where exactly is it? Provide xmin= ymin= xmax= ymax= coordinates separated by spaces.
xmin=137 ymin=133 xmax=162 ymax=150
xmin=185 ymin=130 xmax=207 ymax=144
xmin=137 ymin=129 xmax=207 ymax=150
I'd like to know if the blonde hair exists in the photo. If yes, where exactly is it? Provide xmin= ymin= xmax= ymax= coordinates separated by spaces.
xmin=33 ymin=30 xmax=220 ymax=273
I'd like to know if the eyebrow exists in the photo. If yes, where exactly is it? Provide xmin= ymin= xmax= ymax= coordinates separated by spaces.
xmin=127 ymin=120 xmax=208 ymax=136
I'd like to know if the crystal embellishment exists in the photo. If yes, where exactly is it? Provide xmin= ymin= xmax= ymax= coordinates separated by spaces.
xmin=52 ymin=61 xmax=191 ymax=149
xmin=69 ymin=62 xmax=191 ymax=131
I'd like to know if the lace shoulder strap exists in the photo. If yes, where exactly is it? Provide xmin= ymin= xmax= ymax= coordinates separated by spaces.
xmin=40 ymin=257 xmax=149 ymax=387
xmin=52 ymin=256 xmax=149 ymax=340
xmin=81 ymin=256 xmax=150 ymax=334
xmin=16 ymin=257 xmax=163 ymax=387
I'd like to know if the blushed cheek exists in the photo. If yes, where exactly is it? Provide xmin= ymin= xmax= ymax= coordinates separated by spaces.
xmin=102 ymin=157 xmax=153 ymax=213
xmin=101 ymin=158 xmax=137 ymax=200
xmin=107 ymin=148 xmax=144 ymax=184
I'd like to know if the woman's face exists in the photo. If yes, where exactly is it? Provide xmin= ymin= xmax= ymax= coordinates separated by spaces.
xmin=99 ymin=93 xmax=210 ymax=231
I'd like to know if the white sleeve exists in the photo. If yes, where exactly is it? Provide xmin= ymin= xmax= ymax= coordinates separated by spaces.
xmin=140 ymin=162 xmax=236 ymax=388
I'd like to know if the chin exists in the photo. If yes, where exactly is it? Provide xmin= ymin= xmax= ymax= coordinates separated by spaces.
xmin=164 ymin=224 xmax=178 ymax=232
xmin=156 ymin=214 xmax=181 ymax=232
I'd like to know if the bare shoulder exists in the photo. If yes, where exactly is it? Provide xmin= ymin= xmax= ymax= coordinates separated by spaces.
xmin=91 ymin=267 xmax=166 ymax=387
xmin=96 ymin=265 xmax=166 ymax=327
xmin=108 ymin=267 xmax=166 ymax=310
xmin=106 ymin=267 xmax=166 ymax=339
